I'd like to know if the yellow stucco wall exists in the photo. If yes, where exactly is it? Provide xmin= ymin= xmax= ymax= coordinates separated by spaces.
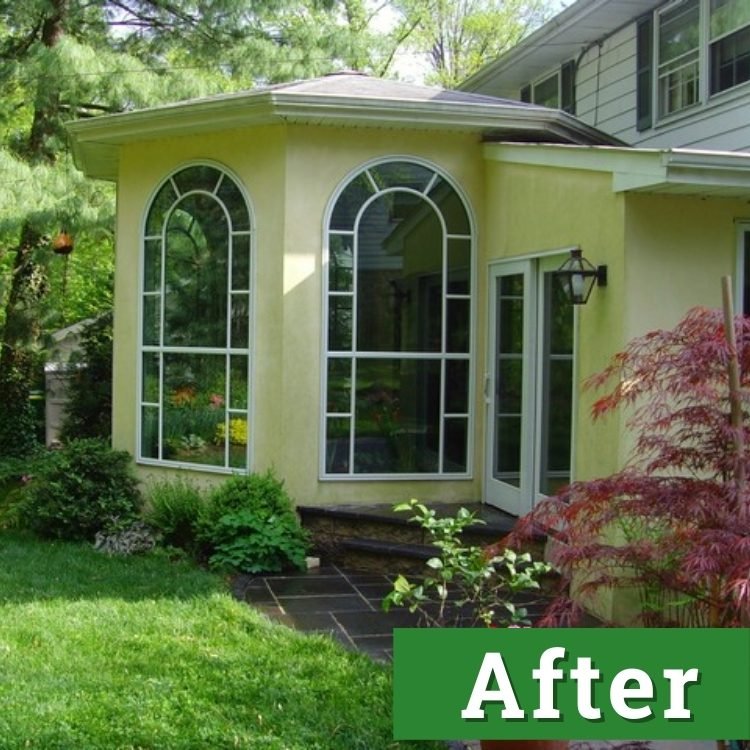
xmin=113 ymin=123 xmax=487 ymax=506
xmin=482 ymin=155 xmax=750 ymax=486
xmin=113 ymin=126 xmax=750 ymax=514
xmin=483 ymin=159 xmax=627 ymax=483
xmin=624 ymin=192 xmax=750 ymax=337
xmin=277 ymin=126 xmax=486 ymax=505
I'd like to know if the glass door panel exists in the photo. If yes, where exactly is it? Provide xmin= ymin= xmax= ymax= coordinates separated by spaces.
xmin=538 ymin=271 xmax=574 ymax=496
xmin=486 ymin=257 xmax=574 ymax=516
xmin=494 ymin=274 xmax=524 ymax=487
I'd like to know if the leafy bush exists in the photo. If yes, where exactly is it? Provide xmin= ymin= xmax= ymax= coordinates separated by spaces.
xmin=198 ymin=471 xmax=308 ymax=574
xmin=0 ymin=452 xmax=53 ymax=529
xmin=18 ymin=439 xmax=141 ymax=541
xmin=144 ymin=476 xmax=205 ymax=553
xmin=384 ymin=499 xmax=550 ymax=627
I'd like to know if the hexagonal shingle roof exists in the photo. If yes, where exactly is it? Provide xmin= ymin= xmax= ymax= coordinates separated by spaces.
xmin=68 ymin=71 xmax=622 ymax=180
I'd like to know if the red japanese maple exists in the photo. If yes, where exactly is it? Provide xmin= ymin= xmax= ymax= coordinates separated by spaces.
xmin=515 ymin=306 xmax=750 ymax=627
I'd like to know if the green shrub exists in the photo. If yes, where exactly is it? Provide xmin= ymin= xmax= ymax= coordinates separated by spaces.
xmin=0 ymin=452 xmax=54 ymax=529
xmin=18 ymin=439 xmax=141 ymax=541
xmin=144 ymin=476 xmax=204 ymax=553
xmin=198 ymin=471 xmax=308 ymax=574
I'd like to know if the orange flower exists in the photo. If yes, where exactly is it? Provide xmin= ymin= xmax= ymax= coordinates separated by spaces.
xmin=170 ymin=386 xmax=196 ymax=406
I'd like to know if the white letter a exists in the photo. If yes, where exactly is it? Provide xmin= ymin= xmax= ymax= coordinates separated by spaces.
xmin=461 ymin=652 xmax=525 ymax=720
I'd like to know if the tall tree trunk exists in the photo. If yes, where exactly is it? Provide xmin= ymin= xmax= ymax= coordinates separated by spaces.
xmin=0 ymin=0 xmax=67 ymax=457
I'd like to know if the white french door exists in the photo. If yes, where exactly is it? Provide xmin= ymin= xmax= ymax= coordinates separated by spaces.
xmin=485 ymin=257 xmax=575 ymax=516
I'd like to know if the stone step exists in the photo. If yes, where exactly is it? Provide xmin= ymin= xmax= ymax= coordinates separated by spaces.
xmin=338 ymin=537 xmax=437 ymax=575
xmin=298 ymin=501 xmax=542 ymax=575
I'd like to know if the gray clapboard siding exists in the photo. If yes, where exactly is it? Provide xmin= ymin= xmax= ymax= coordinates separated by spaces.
xmin=573 ymin=12 xmax=750 ymax=151
xmin=576 ymin=23 xmax=637 ymax=131
xmin=467 ymin=0 xmax=750 ymax=153
xmin=634 ymin=87 xmax=750 ymax=150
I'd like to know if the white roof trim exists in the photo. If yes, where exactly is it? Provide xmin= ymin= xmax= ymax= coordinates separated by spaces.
xmin=484 ymin=143 xmax=750 ymax=198
xmin=67 ymin=80 xmax=621 ymax=181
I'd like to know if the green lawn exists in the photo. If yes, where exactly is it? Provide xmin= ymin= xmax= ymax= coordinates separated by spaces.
xmin=0 ymin=532 xmax=441 ymax=750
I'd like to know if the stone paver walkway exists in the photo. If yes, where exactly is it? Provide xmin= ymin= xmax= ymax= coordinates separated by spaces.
xmin=232 ymin=566 xmax=719 ymax=750
xmin=232 ymin=564 xmax=414 ymax=662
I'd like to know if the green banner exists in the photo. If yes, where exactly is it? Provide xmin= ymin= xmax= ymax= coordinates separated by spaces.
xmin=393 ymin=628 xmax=750 ymax=740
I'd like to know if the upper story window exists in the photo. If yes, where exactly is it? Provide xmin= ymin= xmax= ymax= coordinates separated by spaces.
xmin=710 ymin=0 xmax=750 ymax=93
xmin=657 ymin=0 xmax=700 ymax=116
xmin=139 ymin=164 xmax=252 ymax=472
xmin=323 ymin=159 xmax=473 ymax=478
xmin=519 ymin=61 xmax=576 ymax=114
xmin=638 ymin=0 xmax=750 ymax=129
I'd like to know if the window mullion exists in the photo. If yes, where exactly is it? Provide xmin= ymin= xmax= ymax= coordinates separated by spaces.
xmin=349 ymin=358 xmax=357 ymax=475
xmin=701 ymin=0 xmax=710 ymax=102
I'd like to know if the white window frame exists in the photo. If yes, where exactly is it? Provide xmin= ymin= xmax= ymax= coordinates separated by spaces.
xmin=708 ymin=0 xmax=750 ymax=94
xmin=657 ymin=0 xmax=701 ymax=118
xmin=320 ymin=156 xmax=476 ymax=481
xmin=652 ymin=0 xmax=750 ymax=123
xmin=137 ymin=161 xmax=255 ymax=474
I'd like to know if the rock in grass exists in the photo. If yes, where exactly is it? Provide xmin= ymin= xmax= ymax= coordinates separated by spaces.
xmin=94 ymin=521 xmax=157 ymax=555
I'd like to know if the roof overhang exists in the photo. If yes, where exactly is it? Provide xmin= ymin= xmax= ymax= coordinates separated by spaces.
xmin=484 ymin=143 xmax=750 ymax=199
xmin=67 ymin=86 xmax=622 ymax=181
xmin=462 ymin=0 xmax=663 ymax=98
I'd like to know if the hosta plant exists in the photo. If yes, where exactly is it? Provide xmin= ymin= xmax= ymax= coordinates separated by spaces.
xmin=515 ymin=306 xmax=750 ymax=628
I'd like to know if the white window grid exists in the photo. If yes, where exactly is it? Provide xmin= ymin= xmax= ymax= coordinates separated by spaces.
xmin=139 ymin=166 xmax=252 ymax=473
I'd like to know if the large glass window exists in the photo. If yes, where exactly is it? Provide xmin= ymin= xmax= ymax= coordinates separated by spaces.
xmin=140 ymin=164 xmax=251 ymax=470
xmin=324 ymin=160 xmax=473 ymax=477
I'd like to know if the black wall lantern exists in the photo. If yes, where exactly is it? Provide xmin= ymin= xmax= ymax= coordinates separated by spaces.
xmin=553 ymin=248 xmax=607 ymax=305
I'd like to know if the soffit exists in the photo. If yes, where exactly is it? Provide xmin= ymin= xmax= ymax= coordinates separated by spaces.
xmin=462 ymin=0 xmax=663 ymax=98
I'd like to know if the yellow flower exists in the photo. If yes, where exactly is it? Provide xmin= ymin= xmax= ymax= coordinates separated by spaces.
xmin=215 ymin=418 xmax=248 ymax=446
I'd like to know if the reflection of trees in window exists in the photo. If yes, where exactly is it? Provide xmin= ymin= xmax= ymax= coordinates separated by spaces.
xmin=657 ymin=0 xmax=700 ymax=116
xmin=325 ymin=160 xmax=473 ymax=476
xmin=140 ymin=164 xmax=251 ymax=471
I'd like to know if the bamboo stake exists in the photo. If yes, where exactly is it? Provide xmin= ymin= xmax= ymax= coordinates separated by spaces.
xmin=719 ymin=280 xmax=744 ymax=750
xmin=721 ymin=276 xmax=747 ymax=520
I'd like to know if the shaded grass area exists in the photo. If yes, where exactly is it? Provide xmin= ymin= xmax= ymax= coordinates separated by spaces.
xmin=0 ymin=532 xmax=441 ymax=750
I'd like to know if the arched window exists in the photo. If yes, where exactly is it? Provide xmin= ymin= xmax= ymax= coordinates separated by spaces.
xmin=324 ymin=159 xmax=473 ymax=477
xmin=139 ymin=164 xmax=252 ymax=471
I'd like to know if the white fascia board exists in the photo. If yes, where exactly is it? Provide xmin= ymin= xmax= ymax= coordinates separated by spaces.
xmin=483 ymin=141 xmax=655 ymax=175
xmin=67 ymin=95 xmax=278 ymax=145
xmin=484 ymin=142 xmax=750 ymax=197
xmin=68 ymin=90 xmax=616 ymax=180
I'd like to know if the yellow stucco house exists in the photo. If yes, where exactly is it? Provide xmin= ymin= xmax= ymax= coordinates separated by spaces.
xmin=67 ymin=72 xmax=750 ymax=519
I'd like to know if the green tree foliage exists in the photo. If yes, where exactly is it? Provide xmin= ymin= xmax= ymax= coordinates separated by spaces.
xmin=0 ymin=0 xmax=394 ymax=458
xmin=391 ymin=0 xmax=552 ymax=87
xmin=60 ymin=312 xmax=113 ymax=442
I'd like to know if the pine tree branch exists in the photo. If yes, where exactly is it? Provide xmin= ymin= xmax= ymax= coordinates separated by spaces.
xmin=0 ymin=17 xmax=44 ymax=60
